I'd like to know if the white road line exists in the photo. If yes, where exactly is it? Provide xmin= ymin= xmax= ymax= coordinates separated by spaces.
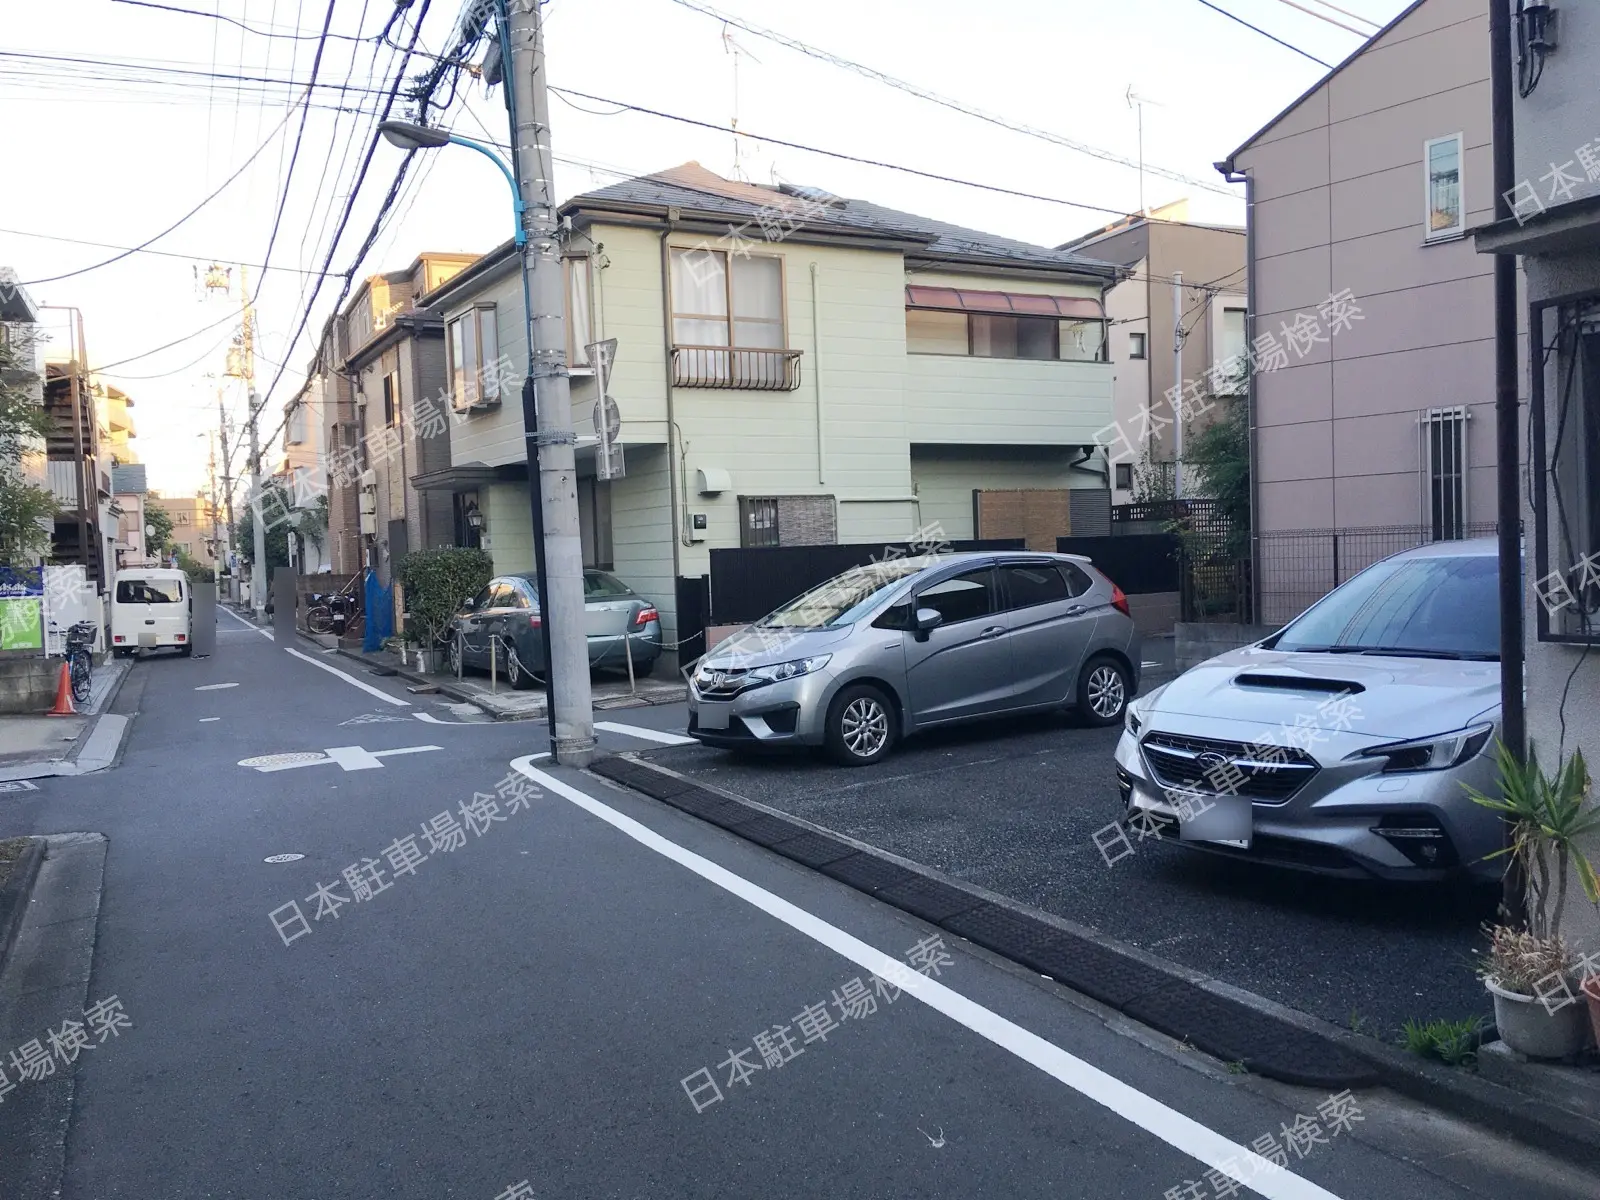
xmin=219 ymin=606 xmax=274 ymax=640
xmin=1142 ymin=661 xmax=1162 ymax=668
xmin=200 ymin=717 xmax=220 ymax=723
xmin=282 ymin=647 xmax=411 ymax=707
xmin=594 ymin=721 xmax=696 ymax=746
xmin=195 ymin=682 xmax=239 ymax=691
xmin=510 ymin=758 xmax=1343 ymax=1200
xmin=372 ymin=744 xmax=442 ymax=759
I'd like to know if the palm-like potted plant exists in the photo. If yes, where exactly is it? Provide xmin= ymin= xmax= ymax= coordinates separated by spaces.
xmin=1468 ymin=742 xmax=1600 ymax=1059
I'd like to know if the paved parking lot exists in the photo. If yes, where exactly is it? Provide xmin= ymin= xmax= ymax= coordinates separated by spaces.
xmin=624 ymin=686 xmax=1496 ymax=1044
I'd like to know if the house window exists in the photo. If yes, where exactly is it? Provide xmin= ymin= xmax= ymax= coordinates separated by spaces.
xmin=1128 ymin=332 xmax=1147 ymax=360
xmin=382 ymin=371 xmax=398 ymax=426
xmin=738 ymin=495 xmax=836 ymax=547
xmin=1424 ymin=134 xmax=1464 ymax=241
xmin=905 ymin=307 xmax=1107 ymax=362
xmin=1216 ymin=308 xmax=1247 ymax=393
xmin=566 ymin=256 xmax=595 ymax=368
xmin=670 ymin=248 xmax=785 ymax=349
xmin=1423 ymin=406 xmax=1468 ymax=540
xmin=1114 ymin=462 xmax=1134 ymax=491
xmin=446 ymin=305 xmax=501 ymax=411
xmin=287 ymin=403 xmax=307 ymax=445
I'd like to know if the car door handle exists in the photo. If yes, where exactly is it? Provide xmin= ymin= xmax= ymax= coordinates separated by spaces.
xmin=979 ymin=625 xmax=1005 ymax=639
xmin=1066 ymin=605 xmax=1088 ymax=616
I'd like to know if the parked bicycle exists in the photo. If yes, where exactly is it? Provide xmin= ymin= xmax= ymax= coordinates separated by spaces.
xmin=304 ymin=587 xmax=359 ymax=636
xmin=65 ymin=620 xmax=97 ymax=705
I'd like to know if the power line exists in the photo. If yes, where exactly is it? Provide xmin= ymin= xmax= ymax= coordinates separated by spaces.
xmin=1299 ymin=0 xmax=1382 ymax=31
xmin=0 ymin=226 xmax=337 ymax=276
xmin=1192 ymin=0 xmax=1332 ymax=67
xmin=110 ymin=0 xmax=372 ymax=41
xmin=1264 ymin=0 xmax=1374 ymax=36
xmin=85 ymin=309 xmax=242 ymax=373
xmin=20 ymin=94 xmax=307 ymax=285
xmin=0 ymin=50 xmax=397 ymax=98
xmin=662 ymin=0 xmax=1237 ymax=199
xmin=549 ymin=87 xmax=1135 ymax=217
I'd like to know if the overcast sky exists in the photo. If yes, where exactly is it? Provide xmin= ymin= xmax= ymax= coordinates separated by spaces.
xmin=1 ymin=0 xmax=1406 ymax=498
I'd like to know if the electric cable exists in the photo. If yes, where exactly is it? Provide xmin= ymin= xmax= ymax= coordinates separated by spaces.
xmin=1192 ymin=0 xmax=1332 ymax=67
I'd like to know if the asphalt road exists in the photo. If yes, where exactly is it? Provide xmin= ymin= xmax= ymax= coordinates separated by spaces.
xmin=0 ymin=613 xmax=1583 ymax=1199
xmin=623 ymin=695 xmax=1494 ymax=1045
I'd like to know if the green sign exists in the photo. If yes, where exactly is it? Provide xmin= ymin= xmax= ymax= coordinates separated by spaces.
xmin=0 ymin=598 xmax=43 ymax=650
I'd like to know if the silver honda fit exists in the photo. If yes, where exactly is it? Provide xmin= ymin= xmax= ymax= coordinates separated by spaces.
xmin=1116 ymin=538 xmax=1505 ymax=881
xmin=687 ymin=552 xmax=1141 ymax=765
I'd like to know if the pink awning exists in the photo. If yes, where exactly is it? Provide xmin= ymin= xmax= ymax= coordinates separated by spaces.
xmin=905 ymin=285 xmax=1104 ymax=320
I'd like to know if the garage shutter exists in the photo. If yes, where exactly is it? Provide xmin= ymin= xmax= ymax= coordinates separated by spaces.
xmin=973 ymin=489 xmax=1070 ymax=550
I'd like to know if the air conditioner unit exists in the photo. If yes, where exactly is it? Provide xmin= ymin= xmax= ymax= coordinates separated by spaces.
xmin=359 ymin=494 xmax=377 ymax=516
xmin=359 ymin=512 xmax=377 ymax=536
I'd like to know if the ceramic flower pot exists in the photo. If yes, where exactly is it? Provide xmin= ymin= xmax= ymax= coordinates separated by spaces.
xmin=1485 ymin=976 xmax=1591 ymax=1059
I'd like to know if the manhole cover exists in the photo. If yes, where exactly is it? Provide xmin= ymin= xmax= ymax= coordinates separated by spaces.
xmin=239 ymin=752 xmax=327 ymax=768
xmin=263 ymin=853 xmax=305 ymax=864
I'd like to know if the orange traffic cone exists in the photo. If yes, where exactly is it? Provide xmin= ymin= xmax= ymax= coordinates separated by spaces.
xmin=46 ymin=661 xmax=76 ymax=717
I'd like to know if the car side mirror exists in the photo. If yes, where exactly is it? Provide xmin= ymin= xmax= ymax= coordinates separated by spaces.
xmin=913 ymin=607 xmax=943 ymax=640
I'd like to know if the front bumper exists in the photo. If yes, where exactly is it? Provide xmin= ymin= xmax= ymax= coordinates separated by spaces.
xmin=1114 ymin=719 xmax=1503 ymax=882
xmin=687 ymin=670 xmax=834 ymax=748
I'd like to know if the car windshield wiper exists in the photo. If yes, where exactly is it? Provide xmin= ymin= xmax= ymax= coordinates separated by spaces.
xmin=1355 ymin=647 xmax=1499 ymax=661
xmin=1277 ymin=644 xmax=1367 ymax=654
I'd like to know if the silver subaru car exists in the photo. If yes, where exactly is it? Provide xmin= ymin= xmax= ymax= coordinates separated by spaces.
xmin=688 ymin=551 xmax=1141 ymax=765
xmin=1117 ymin=538 xmax=1504 ymax=881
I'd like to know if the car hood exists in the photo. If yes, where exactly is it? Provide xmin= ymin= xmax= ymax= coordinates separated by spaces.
xmin=703 ymin=623 xmax=856 ymax=668
xmin=1145 ymin=644 xmax=1501 ymax=740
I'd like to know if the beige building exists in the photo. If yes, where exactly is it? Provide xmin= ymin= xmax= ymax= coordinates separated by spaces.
xmin=1219 ymin=0 xmax=1503 ymax=619
xmin=150 ymin=494 xmax=218 ymax=565
xmin=1060 ymin=200 xmax=1247 ymax=504
xmin=420 ymin=163 xmax=1122 ymax=650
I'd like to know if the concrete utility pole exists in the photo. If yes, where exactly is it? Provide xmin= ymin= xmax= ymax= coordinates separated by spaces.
xmin=1171 ymin=271 xmax=1184 ymax=499
xmin=233 ymin=265 xmax=268 ymax=621
xmin=504 ymin=0 xmax=596 ymax=764
xmin=217 ymin=390 xmax=236 ymax=581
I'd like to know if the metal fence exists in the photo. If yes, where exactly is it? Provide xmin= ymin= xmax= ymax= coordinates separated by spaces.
xmin=1256 ymin=523 xmax=1498 ymax=627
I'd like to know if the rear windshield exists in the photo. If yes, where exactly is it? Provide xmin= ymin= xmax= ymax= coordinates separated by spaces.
xmin=117 ymin=579 xmax=183 ymax=604
xmin=583 ymin=572 xmax=633 ymax=599
xmin=1272 ymin=554 xmax=1499 ymax=658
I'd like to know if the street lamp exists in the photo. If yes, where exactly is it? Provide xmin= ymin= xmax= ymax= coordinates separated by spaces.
xmin=381 ymin=117 xmax=567 ymax=753
xmin=378 ymin=121 xmax=525 ymax=246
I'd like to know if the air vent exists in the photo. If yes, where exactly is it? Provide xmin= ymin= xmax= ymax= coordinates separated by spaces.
xmin=1232 ymin=673 xmax=1365 ymax=696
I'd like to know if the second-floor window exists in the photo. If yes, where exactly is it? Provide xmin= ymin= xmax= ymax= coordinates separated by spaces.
xmin=1128 ymin=332 xmax=1147 ymax=359
xmin=670 ymin=248 xmax=785 ymax=349
xmin=904 ymin=287 xmax=1107 ymax=362
xmin=446 ymin=304 xmax=501 ymax=411
xmin=382 ymin=370 xmax=399 ymax=426
xmin=1425 ymin=134 xmax=1464 ymax=241
xmin=287 ymin=403 xmax=307 ymax=445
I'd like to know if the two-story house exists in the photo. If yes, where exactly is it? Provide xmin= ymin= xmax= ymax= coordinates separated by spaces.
xmin=314 ymin=253 xmax=479 ymax=579
xmin=1217 ymin=0 xmax=1504 ymax=623
xmin=1475 ymin=0 xmax=1600 ymax=951
xmin=416 ymin=162 xmax=1122 ymax=651
xmin=1059 ymin=200 xmax=1248 ymax=504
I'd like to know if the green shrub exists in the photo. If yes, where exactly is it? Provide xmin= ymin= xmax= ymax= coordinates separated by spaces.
xmin=395 ymin=548 xmax=494 ymax=647
xmin=1399 ymin=1016 xmax=1491 ymax=1067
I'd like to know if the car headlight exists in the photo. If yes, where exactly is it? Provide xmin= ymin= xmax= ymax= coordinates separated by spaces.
xmin=1125 ymin=701 xmax=1144 ymax=735
xmin=748 ymin=655 xmax=831 ymax=685
xmin=1354 ymin=723 xmax=1495 ymax=773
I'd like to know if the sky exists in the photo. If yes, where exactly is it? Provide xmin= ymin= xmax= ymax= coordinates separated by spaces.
xmin=0 ymin=0 xmax=1411 ymax=499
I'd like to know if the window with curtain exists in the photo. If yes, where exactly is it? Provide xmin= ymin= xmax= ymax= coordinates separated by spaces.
xmin=670 ymin=248 xmax=785 ymax=347
xmin=1425 ymin=134 xmax=1464 ymax=240
xmin=446 ymin=305 xmax=500 ymax=411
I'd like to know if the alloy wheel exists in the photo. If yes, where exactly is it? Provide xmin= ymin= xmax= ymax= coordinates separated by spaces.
xmin=1087 ymin=664 xmax=1125 ymax=719
xmin=841 ymin=696 xmax=889 ymax=758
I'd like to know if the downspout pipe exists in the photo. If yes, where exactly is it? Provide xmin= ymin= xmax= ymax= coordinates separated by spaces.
xmin=1216 ymin=161 xmax=1258 ymax=625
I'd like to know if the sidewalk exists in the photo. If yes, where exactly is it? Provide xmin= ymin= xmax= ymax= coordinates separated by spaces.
xmin=327 ymin=640 xmax=686 ymax=720
xmin=0 ymin=658 xmax=131 ymax=782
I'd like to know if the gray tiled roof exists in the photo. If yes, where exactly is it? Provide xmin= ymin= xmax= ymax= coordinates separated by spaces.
xmin=563 ymin=168 xmax=1120 ymax=279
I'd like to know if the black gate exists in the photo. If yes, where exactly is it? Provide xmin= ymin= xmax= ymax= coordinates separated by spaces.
xmin=1055 ymin=534 xmax=1179 ymax=594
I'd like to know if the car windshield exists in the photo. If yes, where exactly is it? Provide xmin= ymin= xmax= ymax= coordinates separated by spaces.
xmin=758 ymin=558 xmax=932 ymax=630
xmin=1271 ymin=553 xmax=1500 ymax=659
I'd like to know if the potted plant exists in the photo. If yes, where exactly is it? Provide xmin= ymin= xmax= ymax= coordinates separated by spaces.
xmin=1468 ymin=743 xmax=1600 ymax=1059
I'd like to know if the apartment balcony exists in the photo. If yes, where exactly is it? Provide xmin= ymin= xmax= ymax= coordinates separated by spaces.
xmin=46 ymin=459 xmax=111 ymax=508
xmin=671 ymin=346 xmax=802 ymax=391
xmin=903 ymin=353 xmax=1113 ymax=448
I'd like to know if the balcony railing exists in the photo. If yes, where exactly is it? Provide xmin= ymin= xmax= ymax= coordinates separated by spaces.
xmin=672 ymin=346 xmax=802 ymax=391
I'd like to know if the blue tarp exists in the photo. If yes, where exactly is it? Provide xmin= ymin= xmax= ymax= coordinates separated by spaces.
xmin=362 ymin=570 xmax=393 ymax=652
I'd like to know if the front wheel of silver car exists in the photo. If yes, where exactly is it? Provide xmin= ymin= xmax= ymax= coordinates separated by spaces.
xmin=1076 ymin=655 xmax=1130 ymax=727
xmin=824 ymin=684 xmax=898 ymax=766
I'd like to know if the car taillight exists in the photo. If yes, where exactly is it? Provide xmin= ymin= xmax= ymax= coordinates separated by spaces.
xmin=1110 ymin=582 xmax=1131 ymax=618
xmin=113 ymin=635 xmax=124 ymax=643
xmin=176 ymin=634 xmax=187 ymax=641
xmin=633 ymin=606 xmax=658 ymax=627
xmin=528 ymin=614 xmax=542 ymax=628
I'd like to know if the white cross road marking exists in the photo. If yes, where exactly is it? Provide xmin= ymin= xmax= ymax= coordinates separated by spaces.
xmin=594 ymin=720 xmax=697 ymax=747
xmin=238 ymin=744 xmax=442 ymax=773
xmin=195 ymin=682 xmax=239 ymax=691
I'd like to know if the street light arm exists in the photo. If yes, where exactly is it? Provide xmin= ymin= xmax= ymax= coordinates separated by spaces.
xmin=444 ymin=134 xmax=526 ymax=247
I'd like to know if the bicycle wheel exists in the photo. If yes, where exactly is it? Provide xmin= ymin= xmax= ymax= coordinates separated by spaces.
xmin=306 ymin=606 xmax=334 ymax=635
xmin=70 ymin=651 xmax=91 ymax=704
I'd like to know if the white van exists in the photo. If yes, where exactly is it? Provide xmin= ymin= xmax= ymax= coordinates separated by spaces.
xmin=111 ymin=568 xmax=192 ymax=657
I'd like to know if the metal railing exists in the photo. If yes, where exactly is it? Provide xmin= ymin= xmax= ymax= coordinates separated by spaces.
xmin=671 ymin=346 xmax=802 ymax=391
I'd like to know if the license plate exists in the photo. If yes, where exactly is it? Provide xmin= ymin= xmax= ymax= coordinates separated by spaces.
xmin=698 ymin=704 xmax=729 ymax=731
xmin=1178 ymin=794 xmax=1252 ymax=848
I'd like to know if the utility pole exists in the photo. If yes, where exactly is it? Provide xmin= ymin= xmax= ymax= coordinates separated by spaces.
xmin=504 ymin=0 xmax=596 ymax=764
xmin=1172 ymin=271 xmax=1185 ymax=499
xmin=232 ymin=265 xmax=268 ymax=621
xmin=218 ymin=390 xmax=236 ymax=584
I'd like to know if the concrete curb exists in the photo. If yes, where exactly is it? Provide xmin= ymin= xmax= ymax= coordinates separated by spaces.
xmin=589 ymin=751 xmax=1600 ymax=1172
xmin=0 ymin=832 xmax=108 ymax=1200
xmin=0 ymin=658 xmax=136 ymax=781
xmin=0 ymin=837 xmax=46 ymax=975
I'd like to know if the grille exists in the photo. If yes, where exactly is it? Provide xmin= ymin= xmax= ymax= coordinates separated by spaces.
xmin=695 ymin=667 xmax=753 ymax=698
xmin=1140 ymin=731 xmax=1318 ymax=804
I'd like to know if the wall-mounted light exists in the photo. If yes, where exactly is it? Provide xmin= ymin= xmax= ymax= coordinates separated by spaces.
xmin=1517 ymin=0 xmax=1558 ymax=98
xmin=465 ymin=501 xmax=485 ymax=532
